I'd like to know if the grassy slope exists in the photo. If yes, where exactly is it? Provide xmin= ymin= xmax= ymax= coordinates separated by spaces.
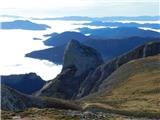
xmin=1 ymin=108 xmax=80 ymax=120
xmin=82 ymin=55 xmax=160 ymax=118
xmin=2 ymin=55 xmax=160 ymax=120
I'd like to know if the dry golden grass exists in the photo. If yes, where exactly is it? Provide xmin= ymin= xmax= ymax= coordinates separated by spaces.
xmin=1 ymin=108 xmax=80 ymax=120
xmin=82 ymin=55 xmax=160 ymax=118
xmin=2 ymin=108 xmax=130 ymax=120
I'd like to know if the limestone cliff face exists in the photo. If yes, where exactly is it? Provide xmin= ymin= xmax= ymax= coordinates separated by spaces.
xmin=36 ymin=40 xmax=103 ymax=99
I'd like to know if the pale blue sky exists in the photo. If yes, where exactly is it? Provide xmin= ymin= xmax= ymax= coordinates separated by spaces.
xmin=0 ymin=0 xmax=159 ymax=17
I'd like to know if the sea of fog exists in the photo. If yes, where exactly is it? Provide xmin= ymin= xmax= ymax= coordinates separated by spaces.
xmin=0 ymin=19 xmax=105 ymax=81
xmin=0 ymin=18 xmax=159 ymax=81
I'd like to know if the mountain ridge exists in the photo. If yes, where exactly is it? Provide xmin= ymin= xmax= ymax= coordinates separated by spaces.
xmin=36 ymin=40 xmax=160 ymax=99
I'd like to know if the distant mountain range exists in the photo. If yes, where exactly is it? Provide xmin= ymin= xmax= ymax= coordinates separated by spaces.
xmin=81 ymin=21 xmax=160 ymax=29
xmin=78 ymin=27 xmax=160 ymax=39
xmin=0 ymin=15 xmax=23 ymax=18
xmin=1 ymin=15 xmax=159 ymax=21
xmin=44 ymin=28 xmax=160 ymax=46
xmin=30 ymin=16 xmax=160 ymax=21
xmin=26 ymin=28 xmax=160 ymax=64
xmin=26 ymin=37 xmax=160 ymax=64
xmin=1 ymin=20 xmax=51 ymax=30
xmin=44 ymin=31 xmax=92 ymax=46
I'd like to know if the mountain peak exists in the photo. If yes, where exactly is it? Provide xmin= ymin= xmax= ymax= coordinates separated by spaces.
xmin=36 ymin=40 xmax=103 ymax=99
xmin=67 ymin=39 xmax=80 ymax=47
xmin=62 ymin=40 xmax=103 ymax=76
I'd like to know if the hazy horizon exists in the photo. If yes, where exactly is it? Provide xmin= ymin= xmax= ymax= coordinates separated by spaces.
xmin=0 ymin=0 xmax=159 ymax=18
xmin=1 ymin=14 xmax=160 ymax=18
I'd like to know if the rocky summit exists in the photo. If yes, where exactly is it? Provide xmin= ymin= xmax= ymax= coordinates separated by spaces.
xmin=36 ymin=40 xmax=103 ymax=99
xmin=62 ymin=39 xmax=103 ymax=76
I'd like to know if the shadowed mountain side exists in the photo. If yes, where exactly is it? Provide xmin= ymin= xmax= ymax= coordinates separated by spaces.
xmin=84 ymin=37 xmax=160 ymax=61
xmin=1 ymin=85 xmax=80 ymax=111
xmin=82 ymin=55 xmax=160 ymax=119
xmin=1 ymin=20 xmax=51 ymax=30
xmin=44 ymin=28 xmax=160 ymax=47
xmin=26 ymin=37 xmax=160 ymax=64
xmin=82 ymin=21 xmax=160 ymax=29
xmin=1 ymin=73 xmax=46 ymax=95
xmin=78 ymin=27 xmax=160 ymax=39
xmin=43 ymin=31 xmax=92 ymax=46
xmin=31 ymin=16 xmax=160 ymax=21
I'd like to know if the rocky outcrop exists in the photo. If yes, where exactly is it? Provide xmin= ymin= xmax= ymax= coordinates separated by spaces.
xmin=1 ymin=85 xmax=31 ymax=111
xmin=1 ymin=85 xmax=48 ymax=111
xmin=1 ymin=85 xmax=80 ymax=111
xmin=62 ymin=40 xmax=103 ymax=76
xmin=1 ymin=73 xmax=46 ymax=95
xmin=36 ymin=40 xmax=103 ymax=99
